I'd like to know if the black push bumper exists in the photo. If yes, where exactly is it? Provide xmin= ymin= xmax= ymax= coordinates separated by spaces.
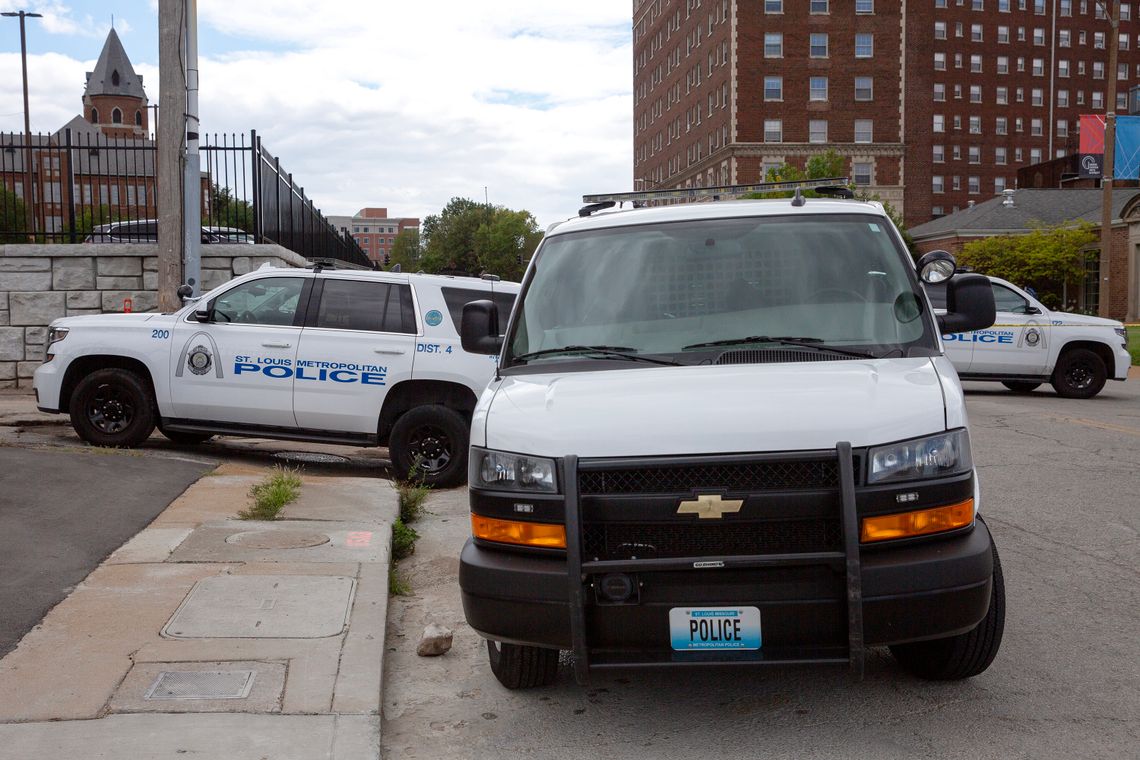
xmin=460 ymin=445 xmax=994 ymax=682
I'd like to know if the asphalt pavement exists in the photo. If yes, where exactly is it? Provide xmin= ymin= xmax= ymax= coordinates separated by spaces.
xmin=0 ymin=447 xmax=213 ymax=656
xmin=380 ymin=375 xmax=1140 ymax=760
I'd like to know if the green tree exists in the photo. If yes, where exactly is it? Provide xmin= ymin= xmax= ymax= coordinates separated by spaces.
xmin=388 ymin=228 xmax=422 ymax=271
xmin=805 ymin=149 xmax=846 ymax=180
xmin=742 ymin=149 xmax=846 ymax=199
xmin=209 ymin=185 xmax=254 ymax=232
xmin=420 ymin=197 xmax=495 ymax=274
xmin=0 ymin=186 xmax=27 ymax=243
xmin=957 ymin=222 xmax=1097 ymax=309
xmin=473 ymin=208 xmax=544 ymax=281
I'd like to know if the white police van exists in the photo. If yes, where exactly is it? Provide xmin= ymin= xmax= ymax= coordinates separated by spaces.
xmin=457 ymin=181 xmax=1006 ymax=689
xmin=33 ymin=266 xmax=519 ymax=487
xmin=928 ymin=275 xmax=1130 ymax=399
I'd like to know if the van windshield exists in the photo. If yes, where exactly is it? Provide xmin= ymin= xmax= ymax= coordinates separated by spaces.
xmin=504 ymin=213 xmax=936 ymax=369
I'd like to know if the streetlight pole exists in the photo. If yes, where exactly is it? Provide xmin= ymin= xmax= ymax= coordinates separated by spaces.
xmin=2 ymin=10 xmax=43 ymax=240
xmin=1098 ymin=0 xmax=1120 ymax=318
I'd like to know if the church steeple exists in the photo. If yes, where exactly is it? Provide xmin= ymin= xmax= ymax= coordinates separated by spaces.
xmin=83 ymin=28 xmax=148 ymax=138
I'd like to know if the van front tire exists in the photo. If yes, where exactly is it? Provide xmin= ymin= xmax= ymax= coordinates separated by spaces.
xmin=487 ymin=640 xmax=560 ymax=689
xmin=388 ymin=405 xmax=469 ymax=488
xmin=69 ymin=368 xmax=155 ymax=448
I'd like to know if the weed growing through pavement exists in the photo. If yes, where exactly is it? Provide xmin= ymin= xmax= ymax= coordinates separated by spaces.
xmin=389 ymin=461 xmax=430 ymax=595
xmin=388 ymin=565 xmax=411 ymax=596
xmin=239 ymin=466 xmax=303 ymax=520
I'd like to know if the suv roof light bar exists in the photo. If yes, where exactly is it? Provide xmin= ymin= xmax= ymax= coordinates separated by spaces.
xmin=581 ymin=177 xmax=850 ymax=206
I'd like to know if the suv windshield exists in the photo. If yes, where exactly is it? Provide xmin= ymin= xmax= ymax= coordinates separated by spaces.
xmin=504 ymin=213 xmax=935 ymax=369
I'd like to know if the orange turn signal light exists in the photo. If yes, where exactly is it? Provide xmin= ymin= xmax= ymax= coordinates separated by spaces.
xmin=471 ymin=514 xmax=567 ymax=549
xmin=860 ymin=498 xmax=975 ymax=543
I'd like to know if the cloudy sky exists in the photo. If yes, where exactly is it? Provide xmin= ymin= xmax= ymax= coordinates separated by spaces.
xmin=0 ymin=0 xmax=633 ymax=227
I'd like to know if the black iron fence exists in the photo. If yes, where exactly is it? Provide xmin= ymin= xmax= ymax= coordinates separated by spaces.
xmin=0 ymin=128 xmax=371 ymax=268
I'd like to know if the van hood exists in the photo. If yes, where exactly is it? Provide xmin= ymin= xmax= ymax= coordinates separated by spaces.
xmin=1052 ymin=312 xmax=1124 ymax=329
xmin=484 ymin=358 xmax=948 ymax=458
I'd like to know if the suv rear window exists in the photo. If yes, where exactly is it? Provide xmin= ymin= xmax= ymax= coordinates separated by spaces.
xmin=441 ymin=287 xmax=516 ymax=334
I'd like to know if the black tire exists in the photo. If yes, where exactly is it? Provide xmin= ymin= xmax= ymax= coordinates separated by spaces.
xmin=388 ymin=405 xmax=469 ymax=488
xmin=486 ymin=640 xmax=560 ymax=689
xmin=68 ymin=368 xmax=156 ymax=448
xmin=159 ymin=428 xmax=214 ymax=445
xmin=1050 ymin=348 xmax=1108 ymax=399
xmin=1001 ymin=381 xmax=1041 ymax=393
xmin=890 ymin=537 xmax=1006 ymax=680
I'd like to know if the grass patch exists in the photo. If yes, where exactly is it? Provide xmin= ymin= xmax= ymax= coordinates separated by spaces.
xmin=392 ymin=518 xmax=419 ymax=560
xmin=398 ymin=480 xmax=430 ymax=523
xmin=388 ymin=565 xmax=411 ymax=596
xmin=388 ymin=463 xmax=431 ymax=595
xmin=1128 ymin=325 xmax=1140 ymax=366
xmin=238 ymin=466 xmax=303 ymax=520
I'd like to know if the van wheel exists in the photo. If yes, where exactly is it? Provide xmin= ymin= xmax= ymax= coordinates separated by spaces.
xmin=890 ymin=538 xmax=1005 ymax=680
xmin=159 ymin=428 xmax=214 ymax=445
xmin=487 ymin=640 xmax=560 ymax=689
xmin=69 ymin=368 xmax=155 ymax=448
xmin=1001 ymin=381 xmax=1041 ymax=393
xmin=1050 ymin=348 xmax=1107 ymax=399
xmin=388 ymin=405 xmax=468 ymax=487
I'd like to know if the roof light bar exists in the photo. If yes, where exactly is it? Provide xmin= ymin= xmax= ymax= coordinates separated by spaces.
xmin=582 ymin=177 xmax=850 ymax=205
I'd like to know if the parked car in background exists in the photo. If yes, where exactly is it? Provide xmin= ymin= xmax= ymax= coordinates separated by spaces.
xmin=926 ymin=275 xmax=1130 ymax=399
xmin=85 ymin=220 xmax=255 ymax=244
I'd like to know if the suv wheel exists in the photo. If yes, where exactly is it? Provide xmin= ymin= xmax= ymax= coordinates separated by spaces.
xmin=388 ymin=405 xmax=469 ymax=488
xmin=69 ymin=368 xmax=156 ymax=447
xmin=890 ymin=537 xmax=1005 ymax=680
xmin=1001 ymin=381 xmax=1041 ymax=393
xmin=1050 ymin=348 xmax=1107 ymax=399
xmin=486 ymin=640 xmax=560 ymax=689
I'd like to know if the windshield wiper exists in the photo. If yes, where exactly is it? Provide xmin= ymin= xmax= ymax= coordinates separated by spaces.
xmin=681 ymin=335 xmax=878 ymax=359
xmin=512 ymin=345 xmax=681 ymax=366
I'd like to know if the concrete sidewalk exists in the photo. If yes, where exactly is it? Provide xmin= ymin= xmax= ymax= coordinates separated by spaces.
xmin=0 ymin=388 xmax=65 ymax=427
xmin=0 ymin=460 xmax=397 ymax=758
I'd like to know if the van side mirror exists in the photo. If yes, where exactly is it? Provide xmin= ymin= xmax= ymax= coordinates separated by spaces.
xmin=938 ymin=273 xmax=995 ymax=334
xmin=461 ymin=300 xmax=504 ymax=355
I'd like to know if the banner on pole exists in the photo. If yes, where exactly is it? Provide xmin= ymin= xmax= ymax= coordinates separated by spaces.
xmin=1079 ymin=115 xmax=1106 ymax=179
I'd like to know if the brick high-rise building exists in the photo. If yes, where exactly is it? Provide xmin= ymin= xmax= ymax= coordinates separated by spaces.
xmin=327 ymin=208 xmax=420 ymax=264
xmin=632 ymin=0 xmax=1140 ymax=227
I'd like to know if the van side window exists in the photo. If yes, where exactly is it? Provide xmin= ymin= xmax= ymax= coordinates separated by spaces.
xmin=315 ymin=280 xmax=415 ymax=333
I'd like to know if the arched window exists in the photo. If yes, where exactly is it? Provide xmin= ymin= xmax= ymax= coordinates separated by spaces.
xmin=91 ymin=108 xmax=99 ymax=123
xmin=112 ymin=108 xmax=122 ymax=124
xmin=111 ymin=70 xmax=120 ymax=87
xmin=135 ymin=110 xmax=142 ymax=126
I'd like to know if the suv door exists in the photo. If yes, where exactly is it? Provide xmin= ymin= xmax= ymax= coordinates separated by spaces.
xmin=292 ymin=277 xmax=417 ymax=434
xmin=967 ymin=282 xmax=1052 ymax=376
xmin=168 ymin=275 xmax=310 ymax=426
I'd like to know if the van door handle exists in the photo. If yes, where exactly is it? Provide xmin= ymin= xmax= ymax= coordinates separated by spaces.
xmin=374 ymin=349 xmax=406 ymax=355
xmin=261 ymin=341 xmax=292 ymax=348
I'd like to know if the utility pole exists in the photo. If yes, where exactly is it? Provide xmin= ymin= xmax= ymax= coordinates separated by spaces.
xmin=182 ymin=0 xmax=201 ymax=298
xmin=2 ymin=10 xmax=43 ymax=240
xmin=157 ymin=0 xmax=186 ymax=311
xmin=1098 ymin=0 xmax=1121 ymax=318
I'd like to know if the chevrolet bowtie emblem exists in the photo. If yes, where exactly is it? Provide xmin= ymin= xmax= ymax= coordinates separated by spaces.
xmin=677 ymin=494 xmax=744 ymax=519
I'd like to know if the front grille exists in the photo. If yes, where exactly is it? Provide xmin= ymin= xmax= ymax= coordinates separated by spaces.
xmin=582 ymin=518 xmax=841 ymax=561
xmin=715 ymin=349 xmax=860 ymax=365
xmin=579 ymin=458 xmax=841 ymax=495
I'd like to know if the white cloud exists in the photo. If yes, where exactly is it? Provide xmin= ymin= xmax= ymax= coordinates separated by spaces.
xmin=1 ymin=0 xmax=634 ymax=227
xmin=0 ymin=0 xmax=127 ymax=39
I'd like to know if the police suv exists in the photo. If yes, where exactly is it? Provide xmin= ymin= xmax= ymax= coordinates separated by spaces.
xmin=928 ymin=275 xmax=1130 ymax=399
xmin=457 ymin=183 xmax=1005 ymax=689
xmin=33 ymin=266 xmax=519 ymax=487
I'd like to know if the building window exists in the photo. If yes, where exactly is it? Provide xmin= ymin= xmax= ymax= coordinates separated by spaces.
xmin=934 ymin=52 xmax=946 ymax=70
xmin=953 ymin=176 xmax=961 ymax=191
xmin=995 ymin=177 xmax=1006 ymax=193
xmin=1123 ymin=3 xmax=1132 ymax=20
xmin=809 ymin=120 xmax=828 ymax=143
xmin=111 ymin=70 xmax=120 ymax=87
xmin=134 ymin=110 xmax=142 ymax=126
xmin=1057 ymin=119 xmax=1069 ymax=137
xmin=1059 ymin=29 xmax=1070 ymax=47
xmin=1032 ymin=88 xmax=1044 ymax=106
xmin=1057 ymin=89 xmax=1070 ymax=107
xmin=996 ymin=146 xmax=1008 ymax=164
xmin=997 ymin=56 xmax=1009 ymax=74
xmin=856 ymin=0 xmax=874 ymax=12
xmin=1058 ymin=60 xmax=1070 ymax=77
xmin=996 ymin=116 xmax=1008 ymax=134
xmin=970 ymin=54 xmax=983 ymax=73
xmin=764 ymin=76 xmax=783 ymax=100
xmin=811 ymin=0 xmax=829 ymax=11
xmin=764 ymin=32 xmax=783 ymax=57
xmin=933 ymin=176 xmax=945 ymax=193
xmin=997 ymin=86 xmax=1009 ymax=104
xmin=1015 ymin=147 xmax=1023 ymax=162
xmin=933 ymin=144 xmax=945 ymax=162
xmin=1030 ymin=148 xmax=1042 ymax=163
xmin=971 ymin=24 xmax=983 ymax=42
xmin=970 ymin=85 xmax=983 ymax=103
xmin=91 ymin=108 xmax=99 ymax=123
xmin=764 ymin=119 xmax=782 ymax=142
xmin=1061 ymin=0 xmax=1072 ymax=14
xmin=934 ymin=83 xmax=946 ymax=101
xmin=810 ymin=33 xmax=829 ymax=57
xmin=974 ymin=0 xmax=985 ymax=8
xmin=810 ymin=76 xmax=828 ymax=101
xmin=855 ymin=33 xmax=873 ymax=57
xmin=1032 ymin=58 xmax=1045 ymax=76
xmin=933 ymin=114 xmax=945 ymax=132
xmin=111 ymin=108 xmax=122 ymax=124
xmin=853 ymin=162 xmax=872 ymax=186
xmin=854 ymin=119 xmax=874 ymax=142
xmin=765 ymin=0 xmax=782 ymax=12
xmin=969 ymin=115 xmax=982 ymax=134
xmin=1093 ymin=61 xmax=1105 ymax=79
xmin=1094 ymin=31 xmax=1105 ymax=49
xmin=854 ymin=76 xmax=873 ymax=101
xmin=1034 ymin=27 xmax=1046 ymax=45
xmin=969 ymin=146 xmax=981 ymax=164
xmin=935 ymin=21 xmax=947 ymax=39
xmin=998 ymin=26 xmax=1010 ymax=43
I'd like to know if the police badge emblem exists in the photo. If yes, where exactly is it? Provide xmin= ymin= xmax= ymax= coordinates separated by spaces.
xmin=187 ymin=345 xmax=213 ymax=375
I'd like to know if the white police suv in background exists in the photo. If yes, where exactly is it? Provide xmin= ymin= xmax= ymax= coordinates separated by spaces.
xmin=33 ymin=266 xmax=519 ymax=487
xmin=926 ymin=275 xmax=1130 ymax=399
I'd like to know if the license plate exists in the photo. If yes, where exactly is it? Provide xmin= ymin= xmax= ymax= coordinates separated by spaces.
xmin=669 ymin=606 xmax=761 ymax=651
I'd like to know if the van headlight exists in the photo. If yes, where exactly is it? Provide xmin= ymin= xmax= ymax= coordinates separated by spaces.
xmin=470 ymin=448 xmax=558 ymax=493
xmin=868 ymin=429 xmax=972 ymax=484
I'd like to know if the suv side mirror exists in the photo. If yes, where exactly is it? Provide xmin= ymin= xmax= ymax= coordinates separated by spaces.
xmin=193 ymin=302 xmax=212 ymax=323
xmin=461 ymin=300 xmax=504 ymax=355
xmin=938 ymin=273 xmax=996 ymax=334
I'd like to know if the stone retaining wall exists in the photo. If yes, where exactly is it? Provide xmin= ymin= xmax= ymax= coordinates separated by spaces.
xmin=0 ymin=243 xmax=310 ymax=388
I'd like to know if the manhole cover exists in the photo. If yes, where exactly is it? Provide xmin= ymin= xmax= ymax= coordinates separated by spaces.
xmin=145 ymin=670 xmax=255 ymax=700
xmin=273 ymin=451 xmax=349 ymax=465
xmin=226 ymin=530 xmax=330 ymax=549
